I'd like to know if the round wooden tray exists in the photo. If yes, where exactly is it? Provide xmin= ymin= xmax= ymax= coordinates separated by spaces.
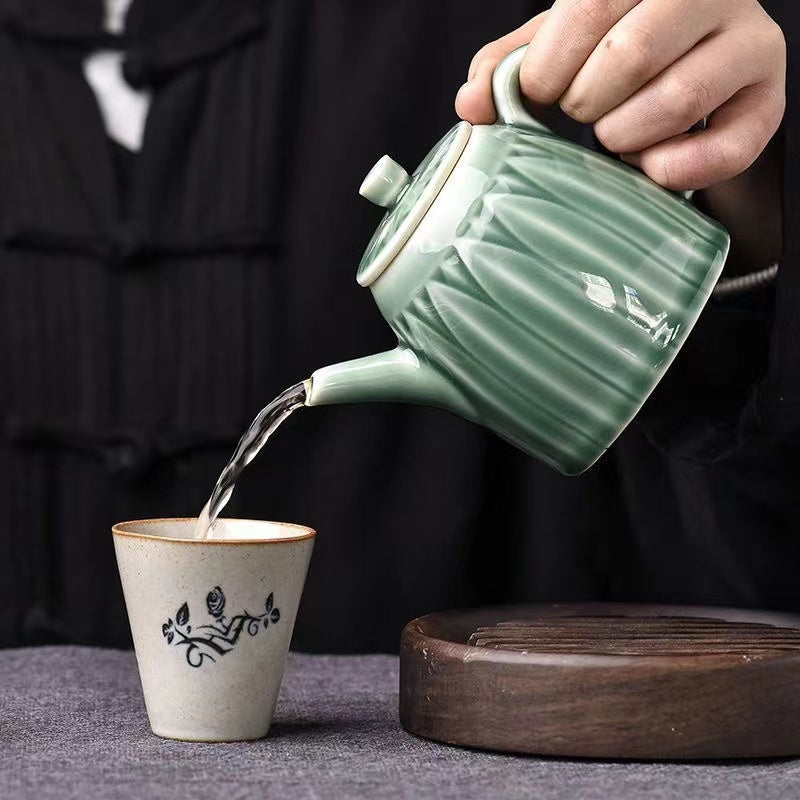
xmin=399 ymin=603 xmax=800 ymax=760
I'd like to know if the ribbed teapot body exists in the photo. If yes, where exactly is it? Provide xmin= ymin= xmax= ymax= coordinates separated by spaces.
xmin=371 ymin=124 xmax=729 ymax=474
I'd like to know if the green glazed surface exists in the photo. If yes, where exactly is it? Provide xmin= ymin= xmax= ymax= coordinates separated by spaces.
xmin=358 ymin=124 xmax=465 ymax=286
xmin=308 ymin=50 xmax=729 ymax=475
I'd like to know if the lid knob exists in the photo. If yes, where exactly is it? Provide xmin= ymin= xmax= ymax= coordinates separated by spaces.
xmin=359 ymin=156 xmax=410 ymax=208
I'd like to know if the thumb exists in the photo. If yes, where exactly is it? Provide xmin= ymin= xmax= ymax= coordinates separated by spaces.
xmin=456 ymin=12 xmax=549 ymax=125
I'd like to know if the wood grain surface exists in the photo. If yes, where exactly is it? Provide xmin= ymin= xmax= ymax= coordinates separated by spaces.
xmin=399 ymin=603 xmax=800 ymax=759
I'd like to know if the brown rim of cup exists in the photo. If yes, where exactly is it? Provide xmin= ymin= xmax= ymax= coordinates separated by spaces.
xmin=112 ymin=517 xmax=317 ymax=545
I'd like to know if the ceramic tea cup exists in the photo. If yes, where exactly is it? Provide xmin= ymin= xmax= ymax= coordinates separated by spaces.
xmin=112 ymin=517 xmax=315 ymax=742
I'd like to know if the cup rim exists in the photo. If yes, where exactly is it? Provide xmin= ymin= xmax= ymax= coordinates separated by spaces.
xmin=112 ymin=517 xmax=317 ymax=545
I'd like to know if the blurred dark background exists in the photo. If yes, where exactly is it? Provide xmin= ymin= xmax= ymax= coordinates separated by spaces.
xmin=1 ymin=0 xmax=797 ymax=653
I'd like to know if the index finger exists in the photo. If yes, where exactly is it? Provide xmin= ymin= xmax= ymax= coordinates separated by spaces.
xmin=456 ymin=13 xmax=549 ymax=124
xmin=520 ymin=0 xmax=642 ymax=105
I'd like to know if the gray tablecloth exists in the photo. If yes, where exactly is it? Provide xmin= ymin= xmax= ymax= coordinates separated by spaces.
xmin=1 ymin=647 xmax=798 ymax=800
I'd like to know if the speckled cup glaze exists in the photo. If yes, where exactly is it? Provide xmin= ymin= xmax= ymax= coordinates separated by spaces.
xmin=306 ymin=46 xmax=729 ymax=475
xmin=113 ymin=518 xmax=315 ymax=742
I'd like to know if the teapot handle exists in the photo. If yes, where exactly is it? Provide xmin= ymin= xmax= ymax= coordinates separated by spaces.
xmin=493 ymin=45 xmax=697 ymax=201
xmin=492 ymin=46 xmax=549 ymax=132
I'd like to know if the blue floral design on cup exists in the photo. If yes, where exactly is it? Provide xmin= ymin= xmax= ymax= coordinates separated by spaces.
xmin=161 ymin=587 xmax=281 ymax=668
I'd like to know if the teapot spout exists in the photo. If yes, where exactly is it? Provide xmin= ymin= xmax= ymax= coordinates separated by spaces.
xmin=305 ymin=347 xmax=466 ymax=414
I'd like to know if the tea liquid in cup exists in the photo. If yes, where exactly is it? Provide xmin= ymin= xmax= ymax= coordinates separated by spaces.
xmin=113 ymin=518 xmax=315 ymax=742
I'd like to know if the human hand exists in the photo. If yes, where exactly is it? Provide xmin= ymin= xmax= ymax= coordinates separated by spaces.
xmin=456 ymin=1 xmax=786 ymax=191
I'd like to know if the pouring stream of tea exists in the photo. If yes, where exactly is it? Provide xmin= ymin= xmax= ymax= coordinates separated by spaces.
xmin=194 ymin=382 xmax=307 ymax=538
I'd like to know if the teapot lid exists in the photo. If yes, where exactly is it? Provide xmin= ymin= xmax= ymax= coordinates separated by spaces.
xmin=357 ymin=121 xmax=471 ymax=287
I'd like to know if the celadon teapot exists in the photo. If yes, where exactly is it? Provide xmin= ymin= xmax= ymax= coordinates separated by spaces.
xmin=304 ymin=47 xmax=730 ymax=475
